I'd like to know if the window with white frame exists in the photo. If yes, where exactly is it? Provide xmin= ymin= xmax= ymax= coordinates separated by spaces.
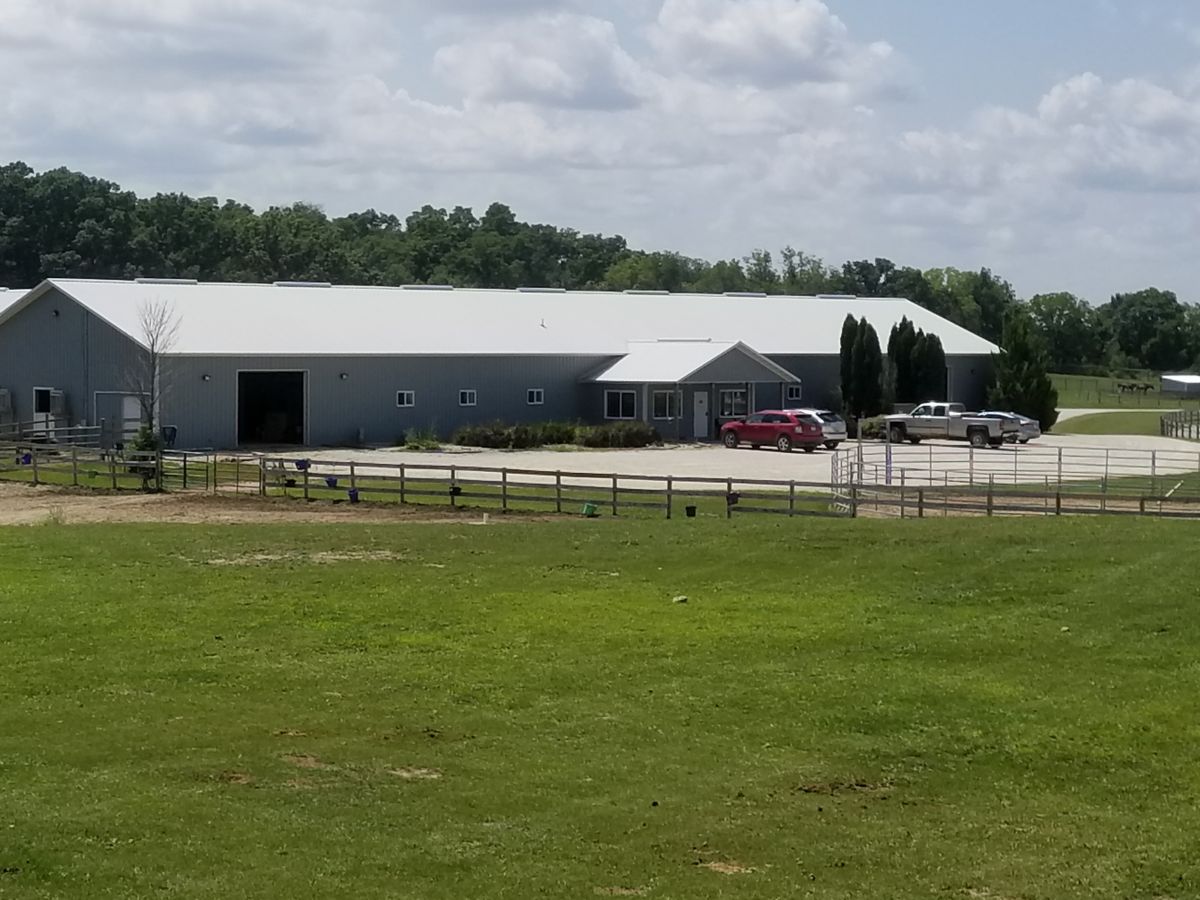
xmin=786 ymin=384 xmax=803 ymax=403
xmin=605 ymin=390 xmax=636 ymax=420
xmin=527 ymin=388 xmax=545 ymax=406
xmin=719 ymin=389 xmax=748 ymax=418
xmin=459 ymin=389 xmax=478 ymax=407
xmin=652 ymin=390 xmax=678 ymax=420
xmin=396 ymin=390 xmax=416 ymax=408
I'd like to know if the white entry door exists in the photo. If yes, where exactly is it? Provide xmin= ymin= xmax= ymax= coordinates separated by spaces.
xmin=122 ymin=395 xmax=143 ymax=441
xmin=693 ymin=391 xmax=710 ymax=440
xmin=32 ymin=388 xmax=53 ymax=433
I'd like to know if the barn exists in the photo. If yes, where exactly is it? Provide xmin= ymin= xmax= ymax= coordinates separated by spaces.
xmin=1162 ymin=374 xmax=1200 ymax=396
xmin=0 ymin=279 xmax=998 ymax=449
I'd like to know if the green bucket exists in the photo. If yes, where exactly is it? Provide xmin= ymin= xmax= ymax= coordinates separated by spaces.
xmin=581 ymin=502 xmax=599 ymax=518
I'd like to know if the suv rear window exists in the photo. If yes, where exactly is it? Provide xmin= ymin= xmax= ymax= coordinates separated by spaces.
xmin=817 ymin=412 xmax=842 ymax=423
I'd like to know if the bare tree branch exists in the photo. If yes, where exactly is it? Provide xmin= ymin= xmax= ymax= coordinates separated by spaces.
xmin=123 ymin=299 xmax=181 ymax=440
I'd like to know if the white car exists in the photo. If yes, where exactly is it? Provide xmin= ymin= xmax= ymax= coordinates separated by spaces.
xmin=977 ymin=411 xmax=1042 ymax=444
xmin=787 ymin=408 xmax=847 ymax=450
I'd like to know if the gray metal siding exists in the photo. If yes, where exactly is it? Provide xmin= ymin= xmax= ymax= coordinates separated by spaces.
xmin=165 ymin=354 xmax=615 ymax=448
xmin=0 ymin=287 xmax=141 ymax=428
xmin=947 ymin=355 xmax=993 ymax=408
xmin=766 ymin=355 xmax=842 ymax=410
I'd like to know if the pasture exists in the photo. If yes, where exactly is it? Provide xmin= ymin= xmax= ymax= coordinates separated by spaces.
xmin=2 ymin=516 xmax=1200 ymax=898
xmin=1051 ymin=372 xmax=1197 ymax=409
xmin=1055 ymin=410 xmax=1169 ymax=436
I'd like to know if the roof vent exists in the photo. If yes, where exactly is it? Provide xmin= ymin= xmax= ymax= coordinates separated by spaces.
xmin=135 ymin=278 xmax=199 ymax=286
xmin=723 ymin=291 xmax=768 ymax=298
xmin=273 ymin=281 xmax=332 ymax=288
xmin=400 ymin=284 xmax=454 ymax=291
xmin=517 ymin=286 xmax=566 ymax=293
xmin=815 ymin=294 xmax=857 ymax=300
xmin=623 ymin=290 xmax=671 ymax=296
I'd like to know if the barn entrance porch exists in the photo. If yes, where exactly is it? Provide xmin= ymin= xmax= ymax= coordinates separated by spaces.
xmin=237 ymin=371 xmax=306 ymax=446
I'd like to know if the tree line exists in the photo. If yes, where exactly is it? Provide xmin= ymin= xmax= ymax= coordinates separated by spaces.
xmin=0 ymin=162 xmax=1193 ymax=378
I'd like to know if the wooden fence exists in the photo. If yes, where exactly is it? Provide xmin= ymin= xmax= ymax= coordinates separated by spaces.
xmin=1162 ymin=410 xmax=1200 ymax=441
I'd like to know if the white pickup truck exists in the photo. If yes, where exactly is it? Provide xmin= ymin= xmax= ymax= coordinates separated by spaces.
xmin=883 ymin=402 xmax=1018 ymax=448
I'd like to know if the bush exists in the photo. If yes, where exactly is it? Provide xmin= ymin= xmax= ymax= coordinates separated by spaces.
xmin=576 ymin=422 xmax=661 ymax=449
xmin=403 ymin=427 xmax=441 ymax=451
xmin=451 ymin=420 xmax=661 ymax=450
xmin=855 ymin=416 xmax=888 ymax=440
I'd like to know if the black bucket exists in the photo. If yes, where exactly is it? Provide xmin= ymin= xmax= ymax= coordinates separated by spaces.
xmin=685 ymin=505 xmax=697 ymax=518
xmin=347 ymin=488 xmax=360 ymax=504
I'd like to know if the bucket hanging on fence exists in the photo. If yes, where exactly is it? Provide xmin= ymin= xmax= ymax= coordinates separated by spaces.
xmin=325 ymin=476 xmax=339 ymax=489
xmin=20 ymin=453 xmax=31 ymax=466
xmin=294 ymin=459 xmax=310 ymax=472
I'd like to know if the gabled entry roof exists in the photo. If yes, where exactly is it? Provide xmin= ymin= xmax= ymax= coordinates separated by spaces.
xmin=587 ymin=340 xmax=800 ymax=385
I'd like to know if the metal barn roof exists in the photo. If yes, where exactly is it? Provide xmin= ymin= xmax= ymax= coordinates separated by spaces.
xmin=1163 ymin=374 xmax=1200 ymax=385
xmin=0 ymin=287 xmax=26 ymax=315
xmin=3 ymin=279 xmax=1000 ymax=357
xmin=589 ymin=340 xmax=800 ymax=384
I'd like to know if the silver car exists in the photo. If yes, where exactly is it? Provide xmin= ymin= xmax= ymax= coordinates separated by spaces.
xmin=977 ymin=411 xmax=1042 ymax=444
xmin=788 ymin=408 xmax=848 ymax=450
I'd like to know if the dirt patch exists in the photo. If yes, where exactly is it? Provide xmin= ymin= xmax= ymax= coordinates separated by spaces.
xmin=594 ymin=888 xmax=649 ymax=896
xmin=697 ymin=861 xmax=754 ymax=876
xmin=284 ymin=778 xmax=318 ymax=790
xmin=0 ymin=482 xmax=560 ymax=526
xmin=283 ymin=754 xmax=334 ymax=770
xmin=273 ymin=729 xmax=309 ymax=738
xmin=208 ymin=550 xmax=409 ymax=567
xmin=388 ymin=767 xmax=443 ymax=781
xmin=797 ymin=779 xmax=890 ymax=796
xmin=218 ymin=771 xmax=255 ymax=786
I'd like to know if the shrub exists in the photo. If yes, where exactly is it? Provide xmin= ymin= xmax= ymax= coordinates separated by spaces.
xmin=532 ymin=421 xmax=578 ymax=446
xmin=452 ymin=422 xmax=512 ymax=449
xmin=576 ymin=421 xmax=661 ymax=449
xmin=856 ymin=416 xmax=888 ymax=440
xmin=403 ymin=427 xmax=441 ymax=451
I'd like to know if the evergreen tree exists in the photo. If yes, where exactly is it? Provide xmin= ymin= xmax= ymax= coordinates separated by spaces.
xmin=850 ymin=319 xmax=885 ymax=417
xmin=989 ymin=307 xmax=1060 ymax=430
xmin=839 ymin=314 xmax=858 ymax=412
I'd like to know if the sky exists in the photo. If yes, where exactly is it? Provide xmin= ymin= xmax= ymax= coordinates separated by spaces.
xmin=1 ymin=0 xmax=1199 ymax=301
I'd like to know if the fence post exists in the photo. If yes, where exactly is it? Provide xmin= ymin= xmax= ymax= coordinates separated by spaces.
xmin=555 ymin=472 xmax=563 ymax=514
xmin=987 ymin=474 xmax=994 ymax=517
xmin=850 ymin=477 xmax=858 ymax=519
xmin=918 ymin=488 xmax=925 ymax=519
xmin=303 ymin=466 xmax=310 ymax=502
xmin=400 ymin=464 xmax=407 ymax=505
xmin=726 ymin=477 xmax=734 ymax=520
xmin=156 ymin=450 xmax=164 ymax=493
xmin=1056 ymin=489 xmax=1062 ymax=516
xmin=502 ymin=468 xmax=509 ymax=513
xmin=611 ymin=475 xmax=619 ymax=517
xmin=450 ymin=465 xmax=457 ymax=509
xmin=350 ymin=462 xmax=357 ymax=494
xmin=900 ymin=469 xmax=906 ymax=519
xmin=788 ymin=480 xmax=796 ymax=518
xmin=109 ymin=453 xmax=117 ymax=490
xmin=969 ymin=447 xmax=975 ymax=486
xmin=71 ymin=445 xmax=78 ymax=487
xmin=1057 ymin=448 xmax=1063 ymax=488
xmin=234 ymin=455 xmax=240 ymax=495
xmin=667 ymin=476 xmax=674 ymax=519
xmin=30 ymin=448 xmax=38 ymax=486
xmin=259 ymin=458 xmax=266 ymax=497
xmin=182 ymin=455 xmax=189 ymax=490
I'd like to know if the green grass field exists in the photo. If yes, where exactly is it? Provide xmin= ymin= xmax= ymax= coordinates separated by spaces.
xmin=1056 ymin=410 xmax=1169 ymax=436
xmin=1051 ymin=373 xmax=1197 ymax=410
xmin=3 ymin=517 xmax=1200 ymax=898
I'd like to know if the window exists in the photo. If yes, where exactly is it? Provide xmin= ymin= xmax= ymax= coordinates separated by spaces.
xmin=396 ymin=391 xmax=415 ymax=408
xmin=786 ymin=385 xmax=803 ymax=403
xmin=719 ymin=389 xmax=748 ymax=418
xmin=527 ymin=388 xmax=545 ymax=406
xmin=459 ymin=390 xmax=478 ymax=407
xmin=652 ymin=391 xmax=678 ymax=420
xmin=605 ymin=390 xmax=636 ymax=420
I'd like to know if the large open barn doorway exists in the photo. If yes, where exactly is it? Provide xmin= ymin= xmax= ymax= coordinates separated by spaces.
xmin=237 ymin=371 xmax=306 ymax=446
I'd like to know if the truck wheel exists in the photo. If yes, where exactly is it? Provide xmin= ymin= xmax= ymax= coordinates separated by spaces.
xmin=908 ymin=437 xmax=922 ymax=445
xmin=776 ymin=434 xmax=793 ymax=453
xmin=723 ymin=432 xmax=739 ymax=449
xmin=888 ymin=425 xmax=905 ymax=444
xmin=968 ymin=429 xmax=988 ymax=449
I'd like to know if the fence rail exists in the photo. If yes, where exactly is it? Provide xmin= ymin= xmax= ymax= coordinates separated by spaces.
xmin=1162 ymin=410 xmax=1200 ymax=441
xmin=7 ymin=440 xmax=1200 ymax=523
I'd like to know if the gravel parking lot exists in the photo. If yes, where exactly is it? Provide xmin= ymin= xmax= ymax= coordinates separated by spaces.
xmin=303 ymin=430 xmax=1200 ymax=489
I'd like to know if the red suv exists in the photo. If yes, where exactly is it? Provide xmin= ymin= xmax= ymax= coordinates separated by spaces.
xmin=721 ymin=410 xmax=824 ymax=453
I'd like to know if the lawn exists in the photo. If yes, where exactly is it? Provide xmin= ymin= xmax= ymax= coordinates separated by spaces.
xmin=1056 ymin=410 xmax=1169 ymax=436
xmin=3 ymin=517 xmax=1200 ymax=898
xmin=1051 ymin=372 xmax=1197 ymax=410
